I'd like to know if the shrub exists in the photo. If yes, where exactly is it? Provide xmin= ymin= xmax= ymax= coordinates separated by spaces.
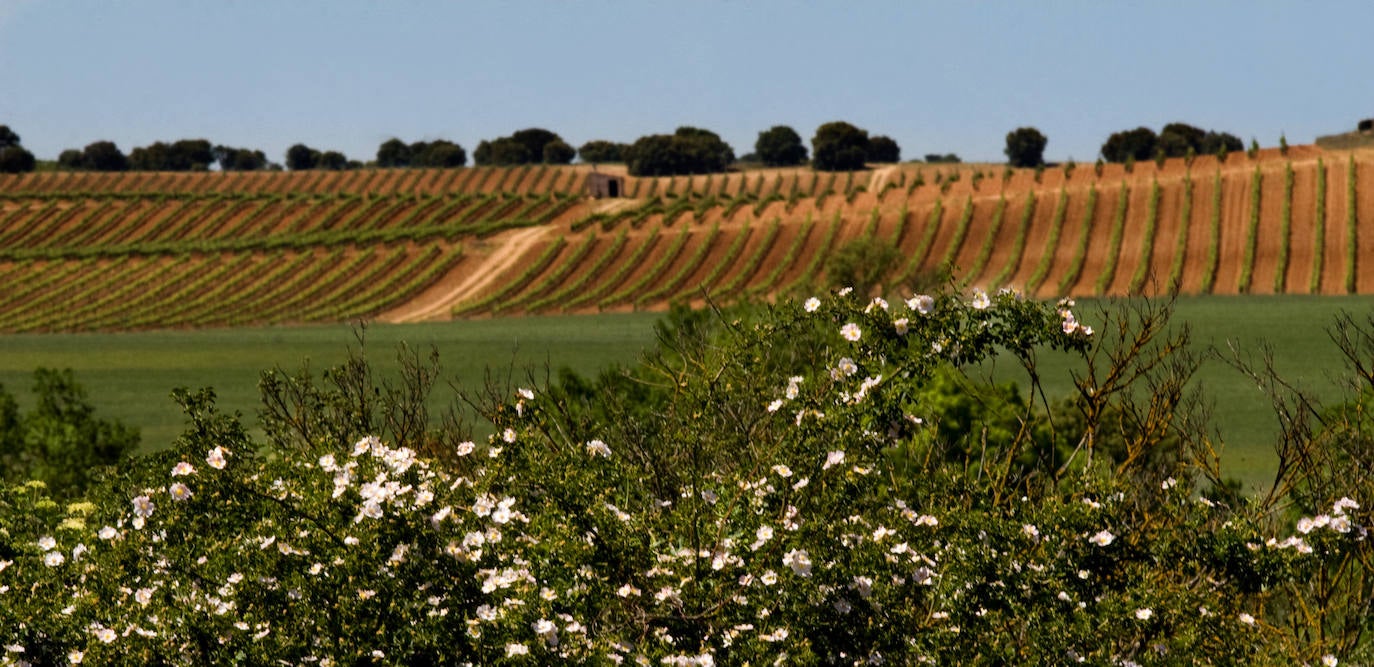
xmin=11 ymin=290 xmax=1374 ymax=662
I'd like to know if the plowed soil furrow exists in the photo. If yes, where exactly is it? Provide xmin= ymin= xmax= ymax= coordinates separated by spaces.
xmin=1146 ymin=180 xmax=1184 ymax=295
xmin=1322 ymin=159 xmax=1350 ymax=294
xmin=1068 ymin=183 xmax=1123 ymax=296
xmin=1106 ymin=180 xmax=1152 ymax=295
xmin=1006 ymin=190 xmax=1058 ymax=290
xmin=1176 ymin=175 xmax=1214 ymax=294
xmin=1284 ymin=163 xmax=1319 ymax=294
xmin=1356 ymin=159 xmax=1374 ymax=293
xmin=950 ymin=198 xmax=1002 ymax=285
xmin=1036 ymin=186 xmax=1092 ymax=297
xmin=1213 ymin=170 xmax=1251 ymax=295
xmin=515 ymin=235 xmax=619 ymax=312
xmin=1247 ymin=164 xmax=1287 ymax=294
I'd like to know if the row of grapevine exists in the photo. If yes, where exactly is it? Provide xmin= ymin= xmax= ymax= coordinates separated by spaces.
xmin=1310 ymin=158 xmax=1326 ymax=294
xmin=0 ymin=243 xmax=463 ymax=332
xmin=1167 ymin=176 xmax=1193 ymax=293
xmin=1025 ymin=188 xmax=1068 ymax=294
xmin=1094 ymin=183 xmax=1130 ymax=295
xmin=1237 ymin=167 xmax=1263 ymax=293
xmin=1273 ymin=163 xmax=1295 ymax=293
xmin=1127 ymin=179 xmax=1161 ymax=294
xmin=0 ymin=193 xmax=560 ymax=258
xmin=988 ymin=191 xmax=1037 ymax=289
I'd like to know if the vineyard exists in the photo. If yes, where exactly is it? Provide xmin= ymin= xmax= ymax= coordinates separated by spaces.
xmin=1 ymin=144 xmax=1372 ymax=332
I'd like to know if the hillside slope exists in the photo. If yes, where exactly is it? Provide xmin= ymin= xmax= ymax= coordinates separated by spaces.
xmin=0 ymin=145 xmax=1366 ymax=332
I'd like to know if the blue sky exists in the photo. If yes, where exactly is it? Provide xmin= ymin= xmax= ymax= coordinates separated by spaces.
xmin=1 ymin=1 xmax=1370 ymax=166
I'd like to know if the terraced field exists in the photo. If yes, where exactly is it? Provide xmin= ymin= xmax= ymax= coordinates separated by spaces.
xmin=0 ymin=145 xmax=1370 ymax=332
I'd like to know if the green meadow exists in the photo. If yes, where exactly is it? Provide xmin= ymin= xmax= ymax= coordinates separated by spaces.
xmin=1 ymin=295 xmax=1371 ymax=490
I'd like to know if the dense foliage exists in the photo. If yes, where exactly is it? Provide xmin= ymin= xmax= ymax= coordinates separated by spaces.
xmin=1004 ymin=127 xmax=1048 ymax=168
xmin=755 ymin=125 xmax=808 ymax=167
xmin=0 ymin=369 xmax=139 ymax=498
xmin=475 ymin=129 xmax=569 ymax=167
xmin=2 ymin=291 xmax=1373 ymax=665
xmin=865 ymin=135 xmax=900 ymax=163
xmin=128 ymin=139 xmax=216 ymax=171
xmin=812 ymin=121 xmax=869 ymax=172
xmin=624 ymin=127 xmax=735 ymax=176
xmin=1101 ymin=124 xmax=1243 ymax=163
xmin=377 ymin=138 xmax=467 ymax=169
xmin=576 ymin=140 xmax=628 ymax=165
xmin=57 ymin=141 xmax=130 ymax=172
xmin=0 ymin=124 xmax=36 ymax=174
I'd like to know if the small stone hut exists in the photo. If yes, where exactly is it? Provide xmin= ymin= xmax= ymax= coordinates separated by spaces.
xmin=585 ymin=172 xmax=624 ymax=198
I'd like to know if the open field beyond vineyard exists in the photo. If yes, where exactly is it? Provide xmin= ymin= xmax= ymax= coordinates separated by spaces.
xmin=2 ymin=296 xmax=1371 ymax=490
xmin=2 ymin=145 xmax=1374 ymax=333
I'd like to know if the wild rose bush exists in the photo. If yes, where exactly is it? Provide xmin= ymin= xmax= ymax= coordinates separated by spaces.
xmin=0 ymin=288 xmax=1369 ymax=664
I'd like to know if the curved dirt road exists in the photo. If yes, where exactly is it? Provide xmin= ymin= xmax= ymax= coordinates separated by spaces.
xmin=381 ymin=225 xmax=551 ymax=322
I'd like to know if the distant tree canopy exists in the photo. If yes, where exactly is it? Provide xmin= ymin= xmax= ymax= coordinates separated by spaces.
xmin=128 ymin=139 xmax=215 ymax=171
xmin=1099 ymin=127 xmax=1158 ymax=163
xmin=410 ymin=140 xmax=467 ymax=168
xmin=213 ymin=145 xmax=268 ymax=172
xmin=812 ymin=121 xmax=870 ymax=171
xmin=317 ymin=151 xmax=349 ymax=171
xmin=1100 ymin=124 xmax=1242 ymax=163
xmin=57 ymin=140 xmax=129 ymax=171
xmin=541 ymin=139 xmax=575 ymax=165
xmin=924 ymin=153 xmax=961 ymax=164
xmin=375 ymin=139 xmax=412 ymax=168
xmin=865 ymin=135 xmax=901 ymax=163
xmin=577 ymin=140 xmax=628 ymax=164
xmin=624 ymin=127 xmax=735 ymax=176
xmin=0 ymin=124 xmax=36 ymax=173
xmin=474 ymin=128 xmax=567 ymax=166
xmin=1004 ymin=127 xmax=1048 ymax=168
xmin=755 ymin=125 xmax=808 ymax=167
xmin=286 ymin=143 xmax=321 ymax=171
xmin=372 ymin=138 xmax=465 ymax=169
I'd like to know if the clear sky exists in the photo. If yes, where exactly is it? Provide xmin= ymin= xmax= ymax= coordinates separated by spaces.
xmin=2 ymin=1 xmax=1370 ymax=166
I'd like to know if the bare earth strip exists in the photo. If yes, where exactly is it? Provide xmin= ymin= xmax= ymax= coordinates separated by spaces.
xmin=1176 ymin=173 xmax=1214 ymax=294
xmin=1285 ymin=161 xmax=1318 ymax=293
xmin=1212 ymin=170 xmax=1251 ymax=296
xmin=380 ymin=226 xmax=550 ymax=323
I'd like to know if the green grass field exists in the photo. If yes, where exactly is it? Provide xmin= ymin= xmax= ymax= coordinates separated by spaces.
xmin=2 ymin=296 xmax=1372 ymax=490
xmin=0 ymin=313 xmax=664 ymax=449
xmin=982 ymin=295 xmax=1374 ymax=491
